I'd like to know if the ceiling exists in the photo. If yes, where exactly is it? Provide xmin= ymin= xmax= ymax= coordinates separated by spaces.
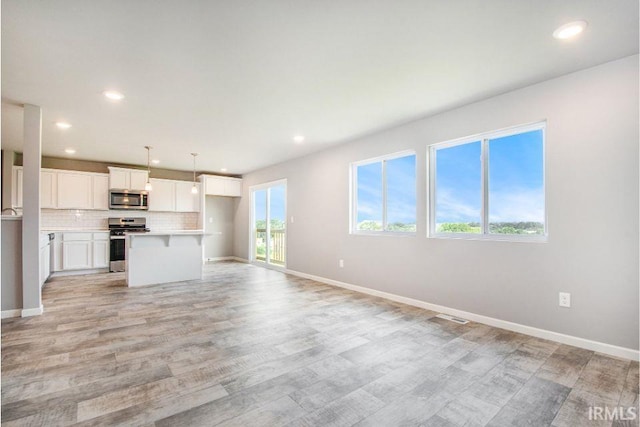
xmin=2 ymin=0 xmax=638 ymax=175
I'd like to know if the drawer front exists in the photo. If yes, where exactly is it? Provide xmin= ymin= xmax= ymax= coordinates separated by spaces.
xmin=92 ymin=232 xmax=110 ymax=241
xmin=62 ymin=232 xmax=93 ymax=241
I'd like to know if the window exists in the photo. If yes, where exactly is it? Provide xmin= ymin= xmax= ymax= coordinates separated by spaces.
xmin=352 ymin=151 xmax=416 ymax=234
xmin=429 ymin=122 xmax=546 ymax=240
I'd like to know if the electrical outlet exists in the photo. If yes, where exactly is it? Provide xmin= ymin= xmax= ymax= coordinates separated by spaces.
xmin=339 ymin=259 xmax=344 ymax=268
xmin=559 ymin=292 xmax=571 ymax=308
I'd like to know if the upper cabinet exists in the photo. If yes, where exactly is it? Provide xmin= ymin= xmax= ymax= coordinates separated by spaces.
xmin=12 ymin=166 xmax=23 ymax=209
xmin=41 ymin=170 xmax=57 ymax=208
xmin=148 ymin=178 xmax=176 ymax=212
xmin=202 ymin=175 xmax=242 ymax=197
xmin=92 ymin=175 xmax=110 ymax=210
xmin=57 ymin=172 xmax=93 ymax=209
xmin=108 ymin=167 xmax=148 ymax=191
xmin=55 ymin=170 xmax=109 ymax=210
xmin=175 ymin=181 xmax=200 ymax=212
xmin=148 ymin=178 xmax=200 ymax=212
xmin=12 ymin=167 xmax=109 ymax=211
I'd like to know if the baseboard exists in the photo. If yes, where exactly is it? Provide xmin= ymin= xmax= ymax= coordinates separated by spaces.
xmin=50 ymin=268 xmax=109 ymax=278
xmin=231 ymin=257 xmax=250 ymax=263
xmin=285 ymin=268 xmax=640 ymax=362
xmin=205 ymin=257 xmax=236 ymax=262
xmin=21 ymin=305 xmax=44 ymax=317
xmin=1 ymin=309 xmax=22 ymax=319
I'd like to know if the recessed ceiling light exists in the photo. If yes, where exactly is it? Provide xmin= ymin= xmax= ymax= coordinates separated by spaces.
xmin=221 ymin=168 xmax=227 ymax=172
xmin=65 ymin=148 xmax=76 ymax=154
xmin=56 ymin=122 xmax=72 ymax=129
xmin=151 ymin=159 xmax=160 ymax=164
xmin=293 ymin=135 xmax=305 ymax=143
xmin=103 ymin=90 xmax=125 ymax=101
xmin=553 ymin=20 xmax=588 ymax=40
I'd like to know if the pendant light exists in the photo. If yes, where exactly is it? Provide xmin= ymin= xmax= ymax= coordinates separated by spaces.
xmin=144 ymin=146 xmax=153 ymax=191
xmin=190 ymin=153 xmax=198 ymax=194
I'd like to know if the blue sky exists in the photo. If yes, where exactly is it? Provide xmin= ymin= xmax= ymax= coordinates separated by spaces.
xmin=254 ymin=185 xmax=286 ymax=226
xmin=436 ymin=129 xmax=544 ymax=224
xmin=357 ymin=155 xmax=416 ymax=224
xmin=355 ymin=129 xmax=544 ymax=225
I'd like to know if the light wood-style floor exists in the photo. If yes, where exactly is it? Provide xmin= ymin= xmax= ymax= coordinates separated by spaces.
xmin=2 ymin=261 xmax=638 ymax=426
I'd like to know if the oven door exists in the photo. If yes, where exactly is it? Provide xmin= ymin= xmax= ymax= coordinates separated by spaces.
xmin=109 ymin=236 xmax=126 ymax=272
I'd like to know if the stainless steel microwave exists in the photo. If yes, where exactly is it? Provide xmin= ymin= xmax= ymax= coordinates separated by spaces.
xmin=109 ymin=190 xmax=149 ymax=210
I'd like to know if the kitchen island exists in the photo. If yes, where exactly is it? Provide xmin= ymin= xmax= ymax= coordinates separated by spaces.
xmin=125 ymin=231 xmax=207 ymax=287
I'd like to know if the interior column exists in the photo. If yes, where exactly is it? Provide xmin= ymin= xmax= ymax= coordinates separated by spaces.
xmin=21 ymin=104 xmax=42 ymax=316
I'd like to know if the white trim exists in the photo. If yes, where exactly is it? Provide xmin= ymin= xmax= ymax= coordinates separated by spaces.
xmin=350 ymin=149 xmax=417 ymax=168
xmin=428 ymin=121 xmax=547 ymax=241
xmin=205 ymin=256 xmax=236 ymax=262
xmin=21 ymin=305 xmax=44 ymax=317
xmin=350 ymin=150 xmax=417 ymax=234
xmin=232 ymin=256 xmax=250 ymax=263
xmin=248 ymin=179 xmax=288 ymax=268
xmin=50 ymin=268 xmax=109 ymax=278
xmin=429 ymin=121 xmax=546 ymax=151
xmin=1 ymin=309 xmax=22 ymax=319
xmin=284 ymin=268 xmax=639 ymax=361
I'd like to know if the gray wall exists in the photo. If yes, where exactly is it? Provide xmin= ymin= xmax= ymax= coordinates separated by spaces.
xmin=13 ymin=154 xmax=240 ymax=181
xmin=204 ymin=196 xmax=236 ymax=259
xmin=2 ymin=150 xmax=15 ymax=210
xmin=1 ymin=218 xmax=23 ymax=311
xmin=234 ymin=55 xmax=639 ymax=350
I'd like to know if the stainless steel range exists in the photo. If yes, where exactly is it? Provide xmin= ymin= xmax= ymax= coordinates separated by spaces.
xmin=108 ymin=217 xmax=149 ymax=272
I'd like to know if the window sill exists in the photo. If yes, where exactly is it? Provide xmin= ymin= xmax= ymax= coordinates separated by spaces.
xmin=351 ymin=230 xmax=417 ymax=237
xmin=428 ymin=233 xmax=548 ymax=243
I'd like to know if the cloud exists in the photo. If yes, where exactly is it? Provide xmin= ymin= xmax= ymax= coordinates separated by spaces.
xmin=488 ymin=187 xmax=544 ymax=222
xmin=436 ymin=186 xmax=544 ymax=223
xmin=436 ymin=188 xmax=480 ymax=222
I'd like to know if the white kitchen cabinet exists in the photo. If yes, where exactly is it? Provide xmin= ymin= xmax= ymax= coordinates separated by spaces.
xmin=175 ymin=181 xmax=200 ymax=212
xmin=62 ymin=240 xmax=92 ymax=270
xmin=203 ymin=175 xmax=242 ymax=197
xmin=41 ymin=170 xmax=57 ymax=208
xmin=39 ymin=234 xmax=51 ymax=287
xmin=92 ymin=233 xmax=109 ymax=268
xmin=60 ymin=232 xmax=108 ymax=271
xmin=205 ymin=176 xmax=225 ymax=195
xmin=130 ymin=171 xmax=149 ymax=191
xmin=12 ymin=166 xmax=23 ymax=209
xmin=108 ymin=167 xmax=148 ymax=191
xmin=92 ymin=175 xmax=109 ymax=210
xmin=40 ymin=244 xmax=50 ymax=287
xmin=109 ymin=168 xmax=129 ymax=189
xmin=148 ymin=178 xmax=176 ymax=212
xmin=52 ymin=235 xmax=63 ymax=272
xmin=57 ymin=173 xmax=93 ymax=209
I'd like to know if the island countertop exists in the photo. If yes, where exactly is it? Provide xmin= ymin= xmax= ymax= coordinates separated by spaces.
xmin=126 ymin=230 xmax=207 ymax=236
xmin=125 ymin=231 xmax=206 ymax=287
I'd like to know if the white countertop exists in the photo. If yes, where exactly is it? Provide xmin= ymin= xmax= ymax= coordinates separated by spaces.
xmin=126 ymin=230 xmax=207 ymax=236
xmin=42 ymin=228 xmax=109 ymax=232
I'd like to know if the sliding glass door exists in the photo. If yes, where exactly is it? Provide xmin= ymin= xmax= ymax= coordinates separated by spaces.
xmin=251 ymin=181 xmax=286 ymax=267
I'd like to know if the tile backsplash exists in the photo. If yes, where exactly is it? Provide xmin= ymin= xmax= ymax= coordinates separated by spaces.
xmin=41 ymin=209 xmax=199 ymax=231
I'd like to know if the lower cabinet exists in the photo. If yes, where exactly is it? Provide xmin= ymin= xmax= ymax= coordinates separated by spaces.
xmin=59 ymin=232 xmax=109 ymax=271
xmin=92 ymin=238 xmax=109 ymax=268
xmin=39 ymin=243 xmax=50 ymax=288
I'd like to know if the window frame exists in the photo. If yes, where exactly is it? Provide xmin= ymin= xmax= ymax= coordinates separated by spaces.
xmin=428 ymin=121 xmax=547 ymax=242
xmin=350 ymin=149 xmax=417 ymax=236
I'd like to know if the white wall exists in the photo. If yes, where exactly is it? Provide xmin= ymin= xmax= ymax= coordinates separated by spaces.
xmin=234 ymin=55 xmax=639 ymax=351
xmin=203 ymin=196 xmax=235 ymax=259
